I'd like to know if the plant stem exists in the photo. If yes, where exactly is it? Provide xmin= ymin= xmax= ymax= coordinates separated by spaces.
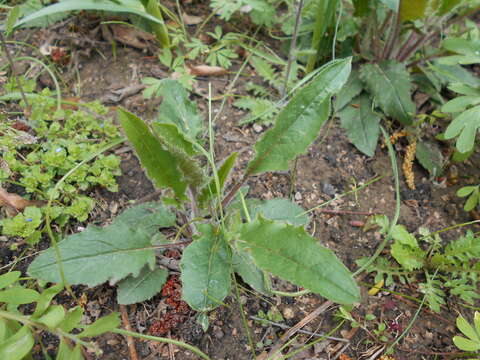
xmin=306 ymin=0 xmax=339 ymax=73
xmin=141 ymin=0 xmax=170 ymax=48
xmin=281 ymin=0 xmax=304 ymax=98
xmin=233 ymin=277 xmax=256 ymax=359
xmin=250 ymin=316 xmax=348 ymax=342
xmin=221 ymin=175 xmax=247 ymax=209
xmin=381 ymin=9 xmax=401 ymax=60
xmin=113 ymin=329 xmax=211 ymax=360
xmin=353 ymin=127 xmax=401 ymax=276
xmin=394 ymin=29 xmax=418 ymax=61
xmin=0 ymin=31 xmax=29 ymax=110
xmin=0 ymin=310 xmax=98 ymax=351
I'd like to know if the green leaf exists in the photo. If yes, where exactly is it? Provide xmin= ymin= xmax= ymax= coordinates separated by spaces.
xmin=457 ymin=186 xmax=477 ymax=197
xmin=400 ymin=0 xmax=428 ymax=20
xmin=453 ymin=335 xmax=480 ymax=351
xmin=249 ymin=56 xmax=278 ymax=86
xmin=247 ymin=58 xmax=352 ymax=175
xmin=28 ymin=203 xmax=175 ymax=287
xmin=339 ymin=94 xmax=380 ymax=157
xmin=151 ymin=123 xmax=205 ymax=192
xmin=437 ymin=0 xmax=463 ymax=14
xmin=448 ymin=83 xmax=480 ymax=96
xmin=429 ymin=63 xmax=480 ymax=88
xmin=464 ymin=191 xmax=479 ymax=211
xmin=232 ymin=247 xmax=270 ymax=295
xmin=0 ymin=326 xmax=35 ymax=360
xmin=180 ymin=225 xmax=232 ymax=312
xmin=239 ymin=217 xmax=360 ymax=305
xmin=443 ymin=38 xmax=480 ymax=57
xmin=419 ymin=276 xmax=445 ymax=313
xmin=198 ymin=152 xmax=238 ymax=206
xmin=475 ymin=311 xmax=480 ymax=335
xmin=0 ymin=288 xmax=39 ymax=304
xmin=118 ymin=108 xmax=188 ymax=198
xmin=16 ymin=0 xmax=70 ymax=28
xmin=335 ymin=71 xmax=363 ymax=111
xmin=155 ymin=80 xmax=203 ymax=139
xmin=14 ymin=0 xmax=166 ymax=29
xmin=415 ymin=141 xmax=444 ymax=178
xmin=36 ymin=305 xmax=65 ymax=329
xmin=234 ymin=97 xmax=278 ymax=125
xmin=457 ymin=315 xmax=480 ymax=342
xmin=442 ymin=96 xmax=480 ymax=113
xmin=1 ymin=206 xmax=42 ymax=238
xmin=444 ymin=105 xmax=480 ymax=153
xmin=359 ymin=61 xmax=415 ymax=125
xmin=0 ymin=272 xmax=21 ymax=290
xmin=250 ymin=198 xmax=309 ymax=227
xmin=32 ymin=283 xmax=64 ymax=319
xmin=56 ymin=339 xmax=83 ymax=360
xmin=152 ymin=123 xmax=197 ymax=156
xmin=117 ymin=267 xmax=168 ymax=305
xmin=352 ymin=0 xmax=370 ymax=16
xmin=379 ymin=0 xmax=399 ymax=11
xmin=58 ymin=306 xmax=84 ymax=333
xmin=6 ymin=6 xmax=20 ymax=35
xmin=0 ymin=319 xmax=6 ymax=342
xmin=80 ymin=313 xmax=121 ymax=338
xmin=391 ymin=225 xmax=425 ymax=271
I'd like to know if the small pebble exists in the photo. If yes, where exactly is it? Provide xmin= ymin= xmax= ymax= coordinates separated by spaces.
xmin=213 ymin=328 xmax=224 ymax=339
xmin=294 ymin=192 xmax=302 ymax=200
xmin=253 ymin=124 xmax=263 ymax=133
xmin=282 ymin=307 xmax=294 ymax=319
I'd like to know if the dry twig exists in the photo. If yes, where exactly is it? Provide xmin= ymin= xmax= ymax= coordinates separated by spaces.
xmin=120 ymin=305 xmax=139 ymax=360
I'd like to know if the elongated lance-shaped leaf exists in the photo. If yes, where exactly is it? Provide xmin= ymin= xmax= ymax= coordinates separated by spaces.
xmin=198 ymin=152 xmax=238 ymax=206
xmin=239 ymin=217 xmax=360 ymax=305
xmin=247 ymin=58 xmax=352 ymax=175
xmin=117 ymin=267 xmax=168 ymax=305
xmin=0 ymin=326 xmax=34 ymax=360
xmin=339 ymin=94 xmax=380 ymax=157
xmin=118 ymin=108 xmax=188 ymax=198
xmin=250 ymin=198 xmax=309 ymax=227
xmin=28 ymin=203 xmax=175 ymax=287
xmin=155 ymin=79 xmax=204 ymax=140
xmin=152 ymin=123 xmax=205 ymax=192
xmin=180 ymin=224 xmax=231 ymax=312
xmin=335 ymin=71 xmax=363 ymax=111
xmin=15 ymin=0 xmax=167 ymax=28
xmin=232 ymin=246 xmax=271 ymax=295
xmin=359 ymin=61 xmax=415 ymax=125
xmin=14 ymin=0 xmax=166 ymax=29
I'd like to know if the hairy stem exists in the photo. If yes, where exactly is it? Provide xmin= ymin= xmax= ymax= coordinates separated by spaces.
xmin=281 ymin=0 xmax=304 ymax=97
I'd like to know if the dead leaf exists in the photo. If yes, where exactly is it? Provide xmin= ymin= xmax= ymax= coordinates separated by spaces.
xmin=110 ymin=24 xmax=156 ymax=49
xmin=188 ymin=64 xmax=228 ymax=76
xmin=182 ymin=13 xmax=203 ymax=25
xmin=0 ymin=187 xmax=45 ymax=214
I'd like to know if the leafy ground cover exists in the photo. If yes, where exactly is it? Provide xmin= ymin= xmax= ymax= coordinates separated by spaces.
xmin=1 ymin=1 xmax=480 ymax=359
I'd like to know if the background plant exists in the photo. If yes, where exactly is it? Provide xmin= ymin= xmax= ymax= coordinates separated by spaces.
xmin=453 ymin=311 xmax=480 ymax=358
xmin=0 ymin=90 xmax=121 ymax=242
xmin=0 ymin=271 xmax=121 ymax=359
xmin=357 ymin=215 xmax=480 ymax=312
xmin=11 ymin=0 xmax=170 ymax=47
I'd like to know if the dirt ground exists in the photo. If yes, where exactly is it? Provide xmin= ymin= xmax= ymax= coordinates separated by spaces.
xmin=1 ymin=6 xmax=480 ymax=360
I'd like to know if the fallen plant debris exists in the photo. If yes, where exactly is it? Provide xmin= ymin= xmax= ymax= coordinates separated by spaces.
xmin=0 ymin=187 xmax=44 ymax=213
